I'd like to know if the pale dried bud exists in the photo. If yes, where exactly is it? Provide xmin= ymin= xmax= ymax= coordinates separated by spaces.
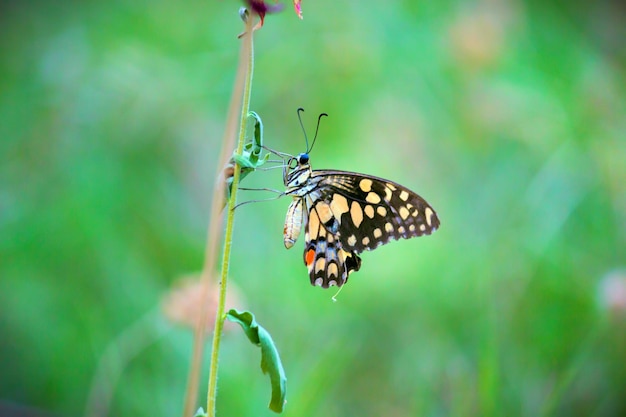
xmin=597 ymin=269 xmax=626 ymax=317
xmin=161 ymin=274 xmax=244 ymax=331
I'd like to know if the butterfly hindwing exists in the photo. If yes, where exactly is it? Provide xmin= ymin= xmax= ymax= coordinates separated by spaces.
xmin=311 ymin=170 xmax=440 ymax=253
xmin=302 ymin=201 xmax=361 ymax=287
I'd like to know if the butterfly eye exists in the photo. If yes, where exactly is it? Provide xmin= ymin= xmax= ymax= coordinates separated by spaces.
xmin=298 ymin=153 xmax=309 ymax=165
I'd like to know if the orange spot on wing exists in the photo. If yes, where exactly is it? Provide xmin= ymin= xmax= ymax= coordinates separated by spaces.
xmin=305 ymin=249 xmax=315 ymax=266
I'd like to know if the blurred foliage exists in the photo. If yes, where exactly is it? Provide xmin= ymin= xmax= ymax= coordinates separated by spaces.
xmin=1 ymin=0 xmax=625 ymax=416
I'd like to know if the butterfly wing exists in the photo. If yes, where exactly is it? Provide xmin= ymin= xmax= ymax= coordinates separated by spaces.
xmin=302 ymin=198 xmax=361 ymax=287
xmin=310 ymin=170 xmax=440 ymax=253
xmin=292 ymin=168 xmax=439 ymax=288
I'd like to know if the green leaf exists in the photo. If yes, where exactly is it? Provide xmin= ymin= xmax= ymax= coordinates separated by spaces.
xmin=248 ymin=111 xmax=264 ymax=166
xmin=226 ymin=309 xmax=287 ymax=413
xmin=232 ymin=154 xmax=256 ymax=170
xmin=223 ymin=111 xmax=269 ymax=206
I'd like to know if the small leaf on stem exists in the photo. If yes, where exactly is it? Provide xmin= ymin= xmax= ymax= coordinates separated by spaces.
xmin=226 ymin=309 xmax=287 ymax=413
xmin=222 ymin=111 xmax=270 ymax=205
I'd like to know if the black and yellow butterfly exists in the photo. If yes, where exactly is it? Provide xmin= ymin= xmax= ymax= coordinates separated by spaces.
xmin=281 ymin=110 xmax=440 ymax=288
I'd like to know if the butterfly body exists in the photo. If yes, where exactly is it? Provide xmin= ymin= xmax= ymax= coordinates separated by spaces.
xmin=283 ymin=153 xmax=440 ymax=288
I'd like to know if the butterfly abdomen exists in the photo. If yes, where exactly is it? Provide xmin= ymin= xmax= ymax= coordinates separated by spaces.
xmin=283 ymin=198 xmax=303 ymax=249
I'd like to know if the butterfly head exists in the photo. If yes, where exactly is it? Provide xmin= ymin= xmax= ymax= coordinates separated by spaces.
xmin=296 ymin=152 xmax=309 ymax=166
xmin=284 ymin=152 xmax=312 ymax=188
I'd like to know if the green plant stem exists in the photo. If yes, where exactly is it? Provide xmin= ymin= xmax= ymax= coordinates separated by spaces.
xmin=180 ymin=15 xmax=251 ymax=417
xmin=206 ymin=16 xmax=255 ymax=417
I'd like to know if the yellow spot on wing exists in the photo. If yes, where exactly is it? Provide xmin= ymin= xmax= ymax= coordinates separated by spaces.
xmin=316 ymin=202 xmax=333 ymax=224
xmin=308 ymin=210 xmax=320 ymax=239
xmin=330 ymin=193 xmax=349 ymax=217
xmin=377 ymin=206 xmax=387 ymax=217
xmin=399 ymin=206 xmax=410 ymax=220
xmin=384 ymin=187 xmax=393 ymax=202
xmin=327 ymin=262 xmax=338 ymax=278
xmin=425 ymin=207 xmax=434 ymax=226
xmin=373 ymin=228 xmax=382 ymax=239
xmin=399 ymin=190 xmax=410 ymax=201
xmin=350 ymin=201 xmax=364 ymax=228
xmin=315 ymin=258 xmax=326 ymax=273
xmin=362 ymin=236 xmax=370 ymax=246
xmin=359 ymin=178 xmax=373 ymax=192
xmin=347 ymin=235 xmax=357 ymax=246
xmin=366 ymin=192 xmax=381 ymax=204
xmin=385 ymin=222 xmax=394 ymax=233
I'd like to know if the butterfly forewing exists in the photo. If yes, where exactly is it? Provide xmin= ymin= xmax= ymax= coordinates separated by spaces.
xmin=311 ymin=170 xmax=440 ymax=252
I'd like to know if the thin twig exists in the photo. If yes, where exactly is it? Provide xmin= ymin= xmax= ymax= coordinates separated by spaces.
xmin=180 ymin=14 xmax=253 ymax=417
xmin=206 ymin=14 xmax=255 ymax=417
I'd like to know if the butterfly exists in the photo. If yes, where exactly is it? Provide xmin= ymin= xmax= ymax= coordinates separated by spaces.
xmin=281 ymin=109 xmax=440 ymax=288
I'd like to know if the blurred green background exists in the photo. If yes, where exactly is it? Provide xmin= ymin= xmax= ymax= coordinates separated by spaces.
xmin=1 ymin=0 xmax=625 ymax=416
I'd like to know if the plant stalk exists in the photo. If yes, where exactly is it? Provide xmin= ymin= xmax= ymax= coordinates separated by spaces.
xmin=206 ymin=15 xmax=255 ymax=417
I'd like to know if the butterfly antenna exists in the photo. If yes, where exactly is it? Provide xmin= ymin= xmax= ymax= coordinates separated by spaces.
xmin=296 ymin=107 xmax=309 ymax=151
xmin=308 ymin=112 xmax=328 ymax=153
